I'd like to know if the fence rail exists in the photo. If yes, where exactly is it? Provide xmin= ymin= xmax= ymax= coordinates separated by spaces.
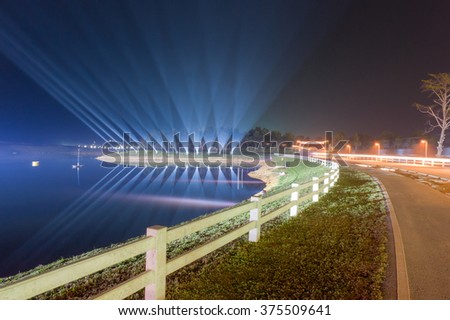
xmin=316 ymin=153 xmax=450 ymax=167
xmin=0 ymin=160 xmax=339 ymax=300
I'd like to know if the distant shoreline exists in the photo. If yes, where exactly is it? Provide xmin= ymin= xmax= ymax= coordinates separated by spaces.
xmin=97 ymin=152 xmax=263 ymax=167
xmin=248 ymin=163 xmax=280 ymax=192
xmin=97 ymin=153 xmax=280 ymax=192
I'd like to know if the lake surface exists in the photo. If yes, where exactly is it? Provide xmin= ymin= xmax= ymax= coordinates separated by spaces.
xmin=0 ymin=145 xmax=264 ymax=277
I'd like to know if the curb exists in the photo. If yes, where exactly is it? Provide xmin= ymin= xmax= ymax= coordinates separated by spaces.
xmin=372 ymin=176 xmax=411 ymax=300
xmin=396 ymin=168 xmax=450 ymax=182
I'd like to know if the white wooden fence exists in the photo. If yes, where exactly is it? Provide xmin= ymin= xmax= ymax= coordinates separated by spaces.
xmin=0 ymin=161 xmax=339 ymax=300
xmin=316 ymin=153 xmax=450 ymax=167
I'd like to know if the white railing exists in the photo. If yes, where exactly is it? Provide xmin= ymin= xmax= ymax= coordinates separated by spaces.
xmin=0 ymin=159 xmax=339 ymax=300
xmin=313 ymin=152 xmax=450 ymax=167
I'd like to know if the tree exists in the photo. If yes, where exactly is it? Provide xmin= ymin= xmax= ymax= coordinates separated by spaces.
xmin=351 ymin=133 xmax=362 ymax=151
xmin=241 ymin=127 xmax=269 ymax=142
xmin=393 ymin=136 xmax=403 ymax=149
xmin=415 ymin=73 xmax=450 ymax=156
xmin=271 ymin=130 xmax=283 ymax=142
xmin=380 ymin=131 xmax=398 ymax=148
xmin=282 ymin=132 xmax=295 ymax=142
xmin=334 ymin=131 xmax=346 ymax=143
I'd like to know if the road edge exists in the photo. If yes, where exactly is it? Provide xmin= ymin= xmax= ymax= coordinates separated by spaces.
xmin=372 ymin=176 xmax=411 ymax=300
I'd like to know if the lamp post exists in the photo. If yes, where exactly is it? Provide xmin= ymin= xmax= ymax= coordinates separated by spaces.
xmin=374 ymin=142 xmax=380 ymax=156
xmin=346 ymin=144 xmax=351 ymax=154
xmin=421 ymin=140 xmax=428 ymax=158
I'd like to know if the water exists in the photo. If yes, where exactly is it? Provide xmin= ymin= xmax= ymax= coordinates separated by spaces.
xmin=0 ymin=145 xmax=264 ymax=277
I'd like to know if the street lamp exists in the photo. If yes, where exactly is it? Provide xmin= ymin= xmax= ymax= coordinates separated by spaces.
xmin=421 ymin=140 xmax=428 ymax=158
xmin=374 ymin=142 xmax=380 ymax=156
xmin=346 ymin=144 xmax=351 ymax=154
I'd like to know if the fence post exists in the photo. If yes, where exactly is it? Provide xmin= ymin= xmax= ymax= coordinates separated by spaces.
xmin=249 ymin=195 xmax=262 ymax=242
xmin=290 ymin=183 xmax=299 ymax=217
xmin=248 ymin=195 xmax=262 ymax=242
xmin=312 ymin=177 xmax=319 ymax=202
xmin=330 ymin=170 xmax=335 ymax=187
xmin=324 ymin=172 xmax=330 ymax=193
xmin=145 ymin=225 xmax=167 ymax=300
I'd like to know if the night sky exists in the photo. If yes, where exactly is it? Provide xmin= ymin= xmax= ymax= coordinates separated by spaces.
xmin=259 ymin=0 xmax=450 ymax=138
xmin=1 ymin=0 xmax=449 ymax=145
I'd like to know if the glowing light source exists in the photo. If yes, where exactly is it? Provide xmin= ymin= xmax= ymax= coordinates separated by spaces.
xmin=421 ymin=140 xmax=428 ymax=158
xmin=374 ymin=142 xmax=380 ymax=156
xmin=31 ymin=161 xmax=40 ymax=167
xmin=0 ymin=1 xmax=344 ymax=147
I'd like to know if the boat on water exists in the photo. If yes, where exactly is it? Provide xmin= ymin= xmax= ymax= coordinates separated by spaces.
xmin=72 ymin=148 xmax=84 ymax=169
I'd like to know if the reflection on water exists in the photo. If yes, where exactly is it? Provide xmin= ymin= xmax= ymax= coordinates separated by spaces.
xmin=0 ymin=147 xmax=264 ymax=277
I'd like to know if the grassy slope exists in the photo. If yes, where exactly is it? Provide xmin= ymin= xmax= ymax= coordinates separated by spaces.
xmin=168 ymin=168 xmax=388 ymax=300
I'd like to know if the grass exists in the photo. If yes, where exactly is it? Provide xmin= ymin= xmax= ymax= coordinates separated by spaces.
xmin=391 ymin=169 xmax=450 ymax=196
xmin=268 ymin=158 xmax=328 ymax=195
xmin=167 ymin=168 xmax=388 ymax=300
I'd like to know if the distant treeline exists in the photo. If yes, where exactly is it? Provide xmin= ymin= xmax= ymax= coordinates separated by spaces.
xmin=242 ymin=127 xmax=448 ymax=151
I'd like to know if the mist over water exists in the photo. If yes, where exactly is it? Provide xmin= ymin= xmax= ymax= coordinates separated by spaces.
xmin=0 ymin=146 xmax=264 ymax=277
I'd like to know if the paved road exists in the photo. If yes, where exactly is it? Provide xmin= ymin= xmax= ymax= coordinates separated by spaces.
xmin=356 ymin=166 xmax=450 ymax=299
xmin=345 ymin=159 xmax=450 ymax=179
